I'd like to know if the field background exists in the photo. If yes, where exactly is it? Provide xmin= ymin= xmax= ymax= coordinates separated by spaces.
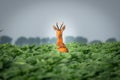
xmin=0 ymin=42 xmax=120 ymax=80
xmin=0 ymin=0 xmax=120 ymax=80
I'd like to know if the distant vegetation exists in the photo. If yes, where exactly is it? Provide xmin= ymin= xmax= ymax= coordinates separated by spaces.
xmin=0 ymin=42 xmax=120 ymax=80
xmin=0 ymin=35 xmax=118 ymax=45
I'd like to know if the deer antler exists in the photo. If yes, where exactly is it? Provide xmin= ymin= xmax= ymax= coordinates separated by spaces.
xmin=56 ymin=22 xmax=59 ymax=29
xmin=60 ymin=22 xmax=64 ymax=29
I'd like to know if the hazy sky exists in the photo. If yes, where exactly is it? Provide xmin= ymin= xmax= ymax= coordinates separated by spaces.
xmin=0 ymin=0 xmax=120 ymax=42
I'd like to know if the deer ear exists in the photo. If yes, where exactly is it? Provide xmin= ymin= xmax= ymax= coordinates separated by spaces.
xmin=61 ymin=25 xmax=65 ymax=31
xmin=53 ymin=26 xmax=58 ymax=30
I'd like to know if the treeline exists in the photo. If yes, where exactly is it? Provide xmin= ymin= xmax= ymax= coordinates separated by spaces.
xmin=0 ymin=35 xmax=118 ymax=46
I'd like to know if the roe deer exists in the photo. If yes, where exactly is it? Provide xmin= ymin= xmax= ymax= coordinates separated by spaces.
xmin=53 ymin=22 xmax=69 ymax=53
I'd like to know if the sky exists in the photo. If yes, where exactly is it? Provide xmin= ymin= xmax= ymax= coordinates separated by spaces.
xmin=0 ymin=0 xmax=120 ymax=42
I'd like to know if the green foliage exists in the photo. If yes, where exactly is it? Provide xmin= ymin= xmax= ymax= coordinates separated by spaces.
xmin=0 ymin=42 xmax=120 ymax=80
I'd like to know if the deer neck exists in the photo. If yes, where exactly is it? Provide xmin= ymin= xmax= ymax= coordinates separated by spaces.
xmin=57 ymin=36 xmax=63 ymax=43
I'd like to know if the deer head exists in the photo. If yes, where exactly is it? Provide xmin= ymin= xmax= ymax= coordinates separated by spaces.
xmin=53 ymin=22 xmax=65 ymax=38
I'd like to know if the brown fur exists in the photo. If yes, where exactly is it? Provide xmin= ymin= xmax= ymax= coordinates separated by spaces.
xmin=53 ymin=22 xmax=69 ymax=53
